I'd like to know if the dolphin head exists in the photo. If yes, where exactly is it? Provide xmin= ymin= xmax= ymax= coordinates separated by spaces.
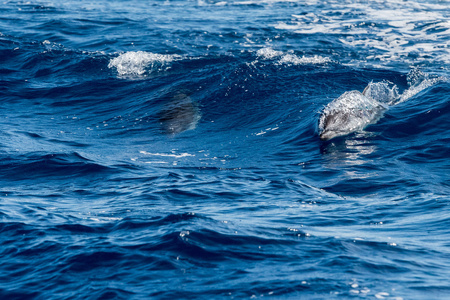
xmin=318 ymin=110 xmax=349 ymax=141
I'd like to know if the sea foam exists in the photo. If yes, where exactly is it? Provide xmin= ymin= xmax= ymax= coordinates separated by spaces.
xmin=108 ymin=51 xmax=180 ymax=78
xmin=256 ymin=48 xmax=331 ymax=65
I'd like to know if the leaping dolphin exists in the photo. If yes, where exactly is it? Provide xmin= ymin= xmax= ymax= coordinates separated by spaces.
xmin=318 ymin=81 xmax=398 ymax=141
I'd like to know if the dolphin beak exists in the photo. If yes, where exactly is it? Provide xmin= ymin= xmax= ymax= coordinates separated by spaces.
xmin=319 ymin=130 xmax=338 ymax=141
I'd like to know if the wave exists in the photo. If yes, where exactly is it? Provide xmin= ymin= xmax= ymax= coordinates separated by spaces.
xmin=0 ymin=152 xmax=113 ymax=181
xmin=383 ymin=82 xmax=450 ymax=140
xmin=1 ymin=1 xmax=449 ymax=299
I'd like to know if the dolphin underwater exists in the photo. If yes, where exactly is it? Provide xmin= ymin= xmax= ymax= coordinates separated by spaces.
xmin=159 ymin=92 xmax=201 ymax=135
xmin=318 ymin=81 xmax=399 ymax=141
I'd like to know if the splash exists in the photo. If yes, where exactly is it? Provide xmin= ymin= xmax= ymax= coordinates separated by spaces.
xmin=397 ymin=68 xmax=446 ymax=104
xmin=108 ymin=51 xmax=180 ymax=78
xmin=362 ymin=80 xmax=399 ymax=105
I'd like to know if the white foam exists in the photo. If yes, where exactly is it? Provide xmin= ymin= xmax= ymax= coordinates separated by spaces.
xmin=256 ymin=47 xmax=283 ymax=59
xmin=398 ymin=77 xmax=444 ymax=104
xmin=397 ymin=69 xmax=447 ymax=104
xmin=279 ymin=54 xmax=331 ymax=65
xmin=234 ymin=0 xmax=299 ymax=4
xmin=257 ymin=47 xmax=331 ymax=65
xmin=108 ymin=51 xmax=180 ymax=78
xmin=139 ymin=151 xmax=195 ymax=158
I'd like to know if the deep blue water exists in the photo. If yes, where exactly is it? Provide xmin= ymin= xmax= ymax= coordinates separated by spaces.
xmin=1 ymin=0 xmax=449 ymax=299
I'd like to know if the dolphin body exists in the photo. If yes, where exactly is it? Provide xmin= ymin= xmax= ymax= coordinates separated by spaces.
xmin=318 ymin=81 xmax=398 ymax=141
xmin=160 ymin=92 xmax=201 ymax=135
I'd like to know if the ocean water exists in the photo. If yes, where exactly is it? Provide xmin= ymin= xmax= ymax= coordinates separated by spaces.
xmin=0 ymin=0 xmax=449 ymax=299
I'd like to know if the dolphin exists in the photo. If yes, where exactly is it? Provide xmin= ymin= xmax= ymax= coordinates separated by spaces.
xmin=318 ymin=81 xmax=398 ymax=141
xmin=159 ymin=92 xmax=201 ymax=135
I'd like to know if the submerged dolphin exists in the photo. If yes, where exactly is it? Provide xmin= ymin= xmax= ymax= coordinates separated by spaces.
xmin=160 ymin=92 xmax=201 ymax=135
xmin=318 ymin=81 xmax=398 ymax=141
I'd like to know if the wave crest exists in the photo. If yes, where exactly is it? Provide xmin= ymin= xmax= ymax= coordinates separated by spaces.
xmin=398 ymin=68 xmax=447 ymax=104
xmin=108 ymin=51 xmax=181 ymax=78
xmin=256 ymin=48 xmax=331 ymax=65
